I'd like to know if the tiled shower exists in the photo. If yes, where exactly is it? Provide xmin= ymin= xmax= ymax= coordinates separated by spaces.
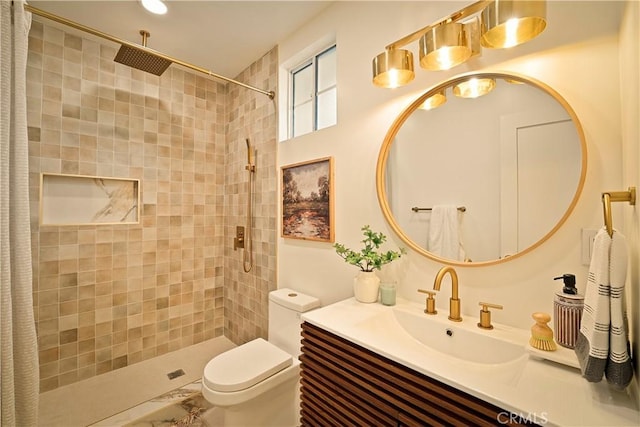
xmin=26 ymin=19 xmax=277 ymax=393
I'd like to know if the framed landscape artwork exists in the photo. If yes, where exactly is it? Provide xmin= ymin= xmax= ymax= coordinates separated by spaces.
xmin=281 ymin=157 xmax=334 ymax=242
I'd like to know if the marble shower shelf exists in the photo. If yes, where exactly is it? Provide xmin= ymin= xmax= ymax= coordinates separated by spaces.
xmin=40 ymin=173 xmax=140 ymax=226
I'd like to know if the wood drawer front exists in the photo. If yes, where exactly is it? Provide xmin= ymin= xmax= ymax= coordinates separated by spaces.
xmin=300 ymin=322 xmax=529 ymax=426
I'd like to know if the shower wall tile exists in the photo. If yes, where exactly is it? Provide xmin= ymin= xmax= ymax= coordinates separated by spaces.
xmin=224 ymin=48 xmax=278 ymax=345
xmin=27 ymin=20 xmax=226 ymax=392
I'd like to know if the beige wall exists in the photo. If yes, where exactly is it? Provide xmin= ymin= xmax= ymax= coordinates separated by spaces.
xmin=619 ymin=0 xmax=639 ymax=393
xmin=26 ymin=19 xmax=277 ymax=392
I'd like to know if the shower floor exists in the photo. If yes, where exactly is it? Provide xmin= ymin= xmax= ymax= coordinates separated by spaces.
xmin=91 ymin=380 xmax=223 ymax=427
xmin=38 ymin=336 xmax=235 ymax=427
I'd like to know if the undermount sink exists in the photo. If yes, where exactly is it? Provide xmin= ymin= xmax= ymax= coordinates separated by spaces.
xmin=392 ymin=304 xmax=527 ymax=365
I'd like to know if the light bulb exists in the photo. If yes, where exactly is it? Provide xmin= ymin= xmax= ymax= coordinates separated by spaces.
xmin=140 ymin=0 xmax=167 ymax=15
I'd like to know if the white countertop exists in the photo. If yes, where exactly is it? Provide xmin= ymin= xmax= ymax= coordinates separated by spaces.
xmin=302 ymin=297 xmax=639 ymax=427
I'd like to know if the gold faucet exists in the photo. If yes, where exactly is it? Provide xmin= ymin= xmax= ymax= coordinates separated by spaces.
xmin=477 ymin=302 xmax=503 ymax=330
xmin=433 ymin=266 xmax=462 ymax=322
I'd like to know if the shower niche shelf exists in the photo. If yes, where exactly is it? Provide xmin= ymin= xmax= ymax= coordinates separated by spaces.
xmin=40 ymin=173 xmax=140 ymax=226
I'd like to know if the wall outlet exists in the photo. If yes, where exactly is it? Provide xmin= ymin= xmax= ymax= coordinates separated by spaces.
xmin=581 ymin=228 xmax=598 ymax=266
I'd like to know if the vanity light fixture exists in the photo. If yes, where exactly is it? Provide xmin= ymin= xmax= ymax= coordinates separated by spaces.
xmin=419 ymin=22 xmax=474 ymax=71
xmin=419 ymin=90 xmax=447 ymax=110
xmin=372 ymin=49 xmax=415 ymax=88
xmin=140 ymin=0 xmax=167 ymax=15
xmin=372 ymin=0 xmax=546 ymax=88
xmin=453 ymin=77 xmax=496 ymax=98
xmin=481 ymin=0 xmax=547 ymax=48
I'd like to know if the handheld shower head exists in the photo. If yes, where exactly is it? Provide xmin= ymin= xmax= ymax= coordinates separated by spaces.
xmin=245 ymin=138 xmax=255 ymax=168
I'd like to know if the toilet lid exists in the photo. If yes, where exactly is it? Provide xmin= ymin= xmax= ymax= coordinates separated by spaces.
xmin=203 ymin=338 xmax=293 ymax=392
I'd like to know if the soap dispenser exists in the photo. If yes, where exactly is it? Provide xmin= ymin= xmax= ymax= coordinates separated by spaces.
xmin=553 ymin=274 xmax=584 ymax=349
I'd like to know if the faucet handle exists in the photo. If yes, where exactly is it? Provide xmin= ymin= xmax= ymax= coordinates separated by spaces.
xmin=479 ymin=302 xmax=503 ymax=310
xmin=478 ymin=302 xmax=503 ymax=330
xmin=418 ymin=289 xmax=437 ymax=315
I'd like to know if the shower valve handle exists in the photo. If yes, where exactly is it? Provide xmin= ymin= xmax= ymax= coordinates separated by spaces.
xmin=234 ymin=226 xmax=245 ymax=250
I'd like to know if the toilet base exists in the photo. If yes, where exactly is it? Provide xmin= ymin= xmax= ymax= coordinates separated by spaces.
xmin=220 ymin=378 xmax=300 ymax=427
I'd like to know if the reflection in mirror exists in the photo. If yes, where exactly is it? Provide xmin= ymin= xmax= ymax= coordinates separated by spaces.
xmin=377 ymin=72 xmax=586 ymax=266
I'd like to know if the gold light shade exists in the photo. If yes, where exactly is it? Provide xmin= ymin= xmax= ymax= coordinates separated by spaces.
xmin=419 ymin=23 xmax=471 ymax=71
xmin=419 ymin=91 xmax=447 ymax=110
xmin=372 ymin=49 xmax=415 ymax=88
xmin=453 ymin=78 xmax=496 ymax=98
xmin=480 ymin=0 xmax=547 ymax=48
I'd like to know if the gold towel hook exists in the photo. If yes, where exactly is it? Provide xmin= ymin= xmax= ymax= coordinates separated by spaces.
xmin=602 ymin=186 xmax=636 ymax=237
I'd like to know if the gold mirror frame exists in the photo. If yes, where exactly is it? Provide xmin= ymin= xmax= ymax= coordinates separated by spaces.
xmin=376 ymin=71 xmax=587 ymax=267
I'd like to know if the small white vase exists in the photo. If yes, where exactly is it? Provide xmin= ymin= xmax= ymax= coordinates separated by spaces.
xmin=353 ymin=271 xmax=380 ymax=303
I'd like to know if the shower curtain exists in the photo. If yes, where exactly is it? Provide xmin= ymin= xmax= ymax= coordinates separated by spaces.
xmin=1 ymin=1 xmax=39 ymax=425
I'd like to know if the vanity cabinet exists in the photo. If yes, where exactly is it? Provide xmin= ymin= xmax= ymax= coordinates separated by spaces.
xmin=300 ymin=322 xmax=534 ymax=426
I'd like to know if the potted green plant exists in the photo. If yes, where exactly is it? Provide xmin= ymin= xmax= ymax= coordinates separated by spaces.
xmin=334 ymin=225 xmax=404 ymax=303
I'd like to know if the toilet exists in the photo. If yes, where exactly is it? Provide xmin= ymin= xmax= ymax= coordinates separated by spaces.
xmin=201 ymin=288 xmax=320 ymax=426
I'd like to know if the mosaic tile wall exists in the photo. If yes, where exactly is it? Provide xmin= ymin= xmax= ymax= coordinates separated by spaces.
xmin=224 ymin=48 xmax=278 ymax=345
xmin=26 ymin=20 xmax=230 ymax=392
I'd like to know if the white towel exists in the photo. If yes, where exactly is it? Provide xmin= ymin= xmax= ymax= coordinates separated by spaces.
xmin=428 ymin=205 xmax=466 ymax=261
xmin=575 ymin=227 xmax=633 ymax=389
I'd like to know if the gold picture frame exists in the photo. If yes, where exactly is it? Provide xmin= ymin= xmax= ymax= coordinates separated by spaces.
xmin=281 ymin=157 xmax=334 ymax=242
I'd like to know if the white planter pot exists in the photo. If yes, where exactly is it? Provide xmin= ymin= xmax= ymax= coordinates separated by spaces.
xmin=353 ymin=271 xmax=380 ymax=303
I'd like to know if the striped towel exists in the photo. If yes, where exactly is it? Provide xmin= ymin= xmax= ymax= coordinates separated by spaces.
xmin=575 ymin=227 xmax=633 ymax=389
xmin=605 ymin=228 xmax=633 ymax=388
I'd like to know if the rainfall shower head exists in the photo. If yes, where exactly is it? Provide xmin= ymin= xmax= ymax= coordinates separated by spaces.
xmin=114 ymin=30 xmax=172 ymax=76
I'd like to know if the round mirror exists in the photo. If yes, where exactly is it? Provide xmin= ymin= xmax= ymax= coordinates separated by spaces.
xmin=376 ymin=72 xmax=587 ymax=266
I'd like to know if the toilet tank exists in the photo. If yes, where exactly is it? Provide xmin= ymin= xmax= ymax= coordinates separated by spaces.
xmin=268 ymin=288 xmax=320 ymax=357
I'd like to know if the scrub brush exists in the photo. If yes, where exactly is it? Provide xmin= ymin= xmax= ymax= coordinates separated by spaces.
xmin=529 ymin=312 xmax=557 ymax=351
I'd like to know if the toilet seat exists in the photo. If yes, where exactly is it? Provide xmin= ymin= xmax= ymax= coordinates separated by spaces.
xmin=203 ymin=338 xmax=292 ymax=392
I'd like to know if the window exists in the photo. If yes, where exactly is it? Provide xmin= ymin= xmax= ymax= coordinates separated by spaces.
xmin=290 ymin=45 xmax=336 ymax=138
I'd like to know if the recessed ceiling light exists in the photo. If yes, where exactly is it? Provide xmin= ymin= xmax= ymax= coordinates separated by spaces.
xmin=140 ymin=0 xmax=167 ymax=15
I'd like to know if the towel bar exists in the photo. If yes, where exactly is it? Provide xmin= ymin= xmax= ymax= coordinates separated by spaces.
xmin=602 ymin=186 xmax=636 ymax=237
xmin=411 ymin=206 xmax=466 ymax=213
